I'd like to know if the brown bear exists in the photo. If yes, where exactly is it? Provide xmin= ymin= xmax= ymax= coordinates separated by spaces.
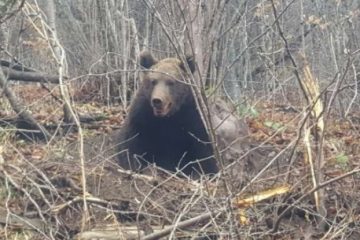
xmin=117 ymin=51 xmax=218 ymax=176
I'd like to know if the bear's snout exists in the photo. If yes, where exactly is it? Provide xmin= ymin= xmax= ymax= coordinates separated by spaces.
xmin=151 ymin=96 xmax=172 ymax=117
xmin=151 ymin=83 xmax=173 ymax=117
xmin=152 ymin=98 xmax=163 ymax=109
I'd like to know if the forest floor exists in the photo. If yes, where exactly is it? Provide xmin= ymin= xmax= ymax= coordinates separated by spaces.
xmin=0 ymin=85 xmax=360 ymax=239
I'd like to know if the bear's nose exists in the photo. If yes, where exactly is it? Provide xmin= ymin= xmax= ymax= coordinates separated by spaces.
xmin=152 ymin=98 xmax=163 ymax=108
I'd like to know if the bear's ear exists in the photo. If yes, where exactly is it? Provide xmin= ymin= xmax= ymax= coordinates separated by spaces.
xmin=140 ymin=51 xmax=157 ymax=69
xmin=180 ymin=55 xmax=196 ymax=73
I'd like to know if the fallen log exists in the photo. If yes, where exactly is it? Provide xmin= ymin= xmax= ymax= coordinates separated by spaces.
xmin=1 ymin=67 xmax=62 ymax=84
xmin=0 ymin=68 xmax=51 ymax=140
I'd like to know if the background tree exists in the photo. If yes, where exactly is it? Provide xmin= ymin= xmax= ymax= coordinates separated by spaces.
xmin=2 ymin=0 xmax=358 ymax=111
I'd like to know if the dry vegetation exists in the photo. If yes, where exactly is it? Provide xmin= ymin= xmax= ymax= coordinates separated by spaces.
xmin=1 ymin=0 xmax=360 ymax=239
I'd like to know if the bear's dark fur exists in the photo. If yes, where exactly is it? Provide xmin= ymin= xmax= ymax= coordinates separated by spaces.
xmin=117 ymin=51 xmax=218 ymax=176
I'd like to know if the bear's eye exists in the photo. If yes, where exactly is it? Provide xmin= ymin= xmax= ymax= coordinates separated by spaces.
xmin=167 ymin=80 xmax=175 ymax=86
xmin=150 ymin=79 xmax=158 ymax=85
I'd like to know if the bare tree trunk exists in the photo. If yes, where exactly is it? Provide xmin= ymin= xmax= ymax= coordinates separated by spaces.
xmin=41 ymin=0 xmax=89 ymax=231
xmin=188 ymin=1 xmax=205 ymax=75
xmin=178 ymin=0 xmax=228 ymax=88
xmin=42 ymin=0 xmax=74 ymax=123
xmin=0 ymin=22 xmax=9 ymax=50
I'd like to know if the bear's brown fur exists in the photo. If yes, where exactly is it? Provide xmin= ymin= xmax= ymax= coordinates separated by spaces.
xmin=117 ymin=51 xmax=218 ymax=176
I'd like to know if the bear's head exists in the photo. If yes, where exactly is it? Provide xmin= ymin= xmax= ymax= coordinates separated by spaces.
xmin=139 ymin=51 xmax=196 ymax=117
